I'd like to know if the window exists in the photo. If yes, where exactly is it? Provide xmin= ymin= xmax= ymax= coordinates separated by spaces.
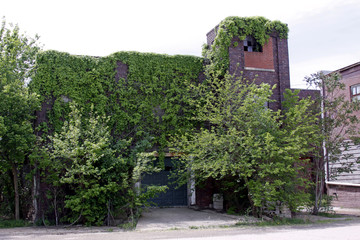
xmin=243 ymin=36 xmax=262 ymax=52
xmin=350 ymin=84 xmax=360 ymax=101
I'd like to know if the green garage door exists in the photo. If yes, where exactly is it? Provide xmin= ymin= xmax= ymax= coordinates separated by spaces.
xmin=141 ymin=157 xmax=187 ymax=206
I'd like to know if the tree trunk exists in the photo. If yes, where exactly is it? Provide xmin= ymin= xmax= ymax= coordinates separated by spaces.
xmin=32 ymin=171 xmax=38 ymax=223
xmin=244 ymin=176 xmax=259 ymax=217
xmin=12 ymin=162 xmax=20 ymax=220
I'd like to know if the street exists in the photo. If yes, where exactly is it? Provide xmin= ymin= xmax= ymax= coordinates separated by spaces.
xmin=2 ymin=220 xmax=360 ymax=240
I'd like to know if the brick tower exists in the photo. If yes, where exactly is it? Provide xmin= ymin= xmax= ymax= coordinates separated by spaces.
xmin=206 ymin=27 xmax=291 ymax=111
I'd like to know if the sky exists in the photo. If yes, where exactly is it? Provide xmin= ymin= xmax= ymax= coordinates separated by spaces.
xmin=1 ymin=0 xmax=360 ymax=88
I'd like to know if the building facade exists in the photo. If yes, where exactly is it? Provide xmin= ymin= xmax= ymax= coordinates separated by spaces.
xmin=326 ymin=62 xmax=360 ymax=208
xmin=191 ymin=22 xmax=320 ymax=209
xmin=30 ymin=17 xmax=321 ymax=216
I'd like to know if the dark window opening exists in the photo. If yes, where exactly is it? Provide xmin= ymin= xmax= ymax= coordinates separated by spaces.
xmin=350 ymin=84 xmax=360 ymax=102
xmin=244 ymin=36 xmax=262 ymax=52
xmin=165 ymin=166 xmax=173 ymax=171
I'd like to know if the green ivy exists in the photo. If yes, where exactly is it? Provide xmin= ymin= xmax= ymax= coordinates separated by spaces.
xmin=30 ymin=50 xmax=203 ymax=151
xmin=203 ymin=16 xmax=289 ymax=77
xmin=30 ymin=16 xmax=287 ymax=151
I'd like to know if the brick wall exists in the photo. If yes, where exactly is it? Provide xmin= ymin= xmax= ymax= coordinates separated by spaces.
xmin=327 ymin=184 xmax=360 ymax=208
xmin=337 ymin=64 xmax=360 ymax=133
xmin=296 ymin=89 xmax=320 ymax=100
xmin=206 ymin=26 xmax=218 ymax=46
xmin=198 ymin=31 xmax=293 ymax=208
xmin=206 ymin=29 xmax=291 ymax=110
xmin=115 ymin=61 xmax=128 ymax=82
xmin=195 ymin=178 xmax=215 ymax=208
xmin=244 ymin=38 xmax=274 ymax=70
xmin=228 ymin=34 xmax=290 ymax=111
xmin=326 ymin=63 xmax=360 ymax=194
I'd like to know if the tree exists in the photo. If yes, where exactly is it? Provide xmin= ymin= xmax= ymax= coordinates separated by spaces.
xmin=0 ymin=18 xmax=40 ymax=85
xmin=305 ymin=71 xmax=360 ymax=214
xmin=0 ymin=82 xmax=40 ymax=220
xmin=0 ymin=116 xmax=5 ymax=138
xmin=46 ymin=103 xmax=166 ymax=226
xmin=46 ymin=103 xmax=121 ymax=225
xmin=0 ymin=18 xmax=41 ymax=220
xmin=172 ymin=73 xmax=319 ymax=217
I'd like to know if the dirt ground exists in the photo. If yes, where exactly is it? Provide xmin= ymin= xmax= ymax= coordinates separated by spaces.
xmin=1 ymin=207 xmax=359 ymax=237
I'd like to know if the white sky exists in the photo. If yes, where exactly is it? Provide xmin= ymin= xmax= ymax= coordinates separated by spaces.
xmin=1 ymin=0 xmax=360 ymax=88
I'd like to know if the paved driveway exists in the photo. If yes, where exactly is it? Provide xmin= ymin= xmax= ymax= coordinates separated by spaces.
xmin=136 ymin=207 xmax=252 ymax=231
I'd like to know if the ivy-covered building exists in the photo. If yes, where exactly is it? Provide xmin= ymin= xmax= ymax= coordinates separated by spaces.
xmin=30 ymin=16 xmax=318 ymax=219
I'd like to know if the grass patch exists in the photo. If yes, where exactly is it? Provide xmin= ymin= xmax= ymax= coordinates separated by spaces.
xmin=118 ymin=221 xmax=136 ymax=230
xmin=189 ymin=226 xmax=199 ymax=229
xmin=317 ymin=212 xmax=344 ymax=218
xmin=236 ymin=217 xmax=310 ymax=227
xmin=255 ymin=218 xmax=309 ymax=226
xmin=315 ymin=219 xmax=338 ymax=224
xmin=0 ymin=219 xmax=31 ymax=228
xmin=316 ymin=218 xmax=353 ymax=224
xmin=169 ymin=227 xmax=181 ymax=230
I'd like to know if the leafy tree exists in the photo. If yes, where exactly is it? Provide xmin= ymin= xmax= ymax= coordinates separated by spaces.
xmin=0 ymin=18 xmax=40 ymax=86
xmin=0 ymin=116 xmax=5 ymax=137
xmin=0 ymin=17 xmax=41 ymax=220
xmin=172 ymin=73 xmax=318 ymax=217
xmin=46 ymin=103 xmax=122 ymax=225
xmin=305 ymin=71 xmax=360 ymax=214
xmin=46 ymin=103 xmax=166 ymax=226
xmin=0 ymin=82 xmax=40 ymax=220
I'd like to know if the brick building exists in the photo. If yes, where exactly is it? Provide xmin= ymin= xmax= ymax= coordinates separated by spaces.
xmin=325 ymin=62 xmax=360 ymax=208
xmin=206 ymin=27 xmax=290 ymax=111
xmin=31 ymin=17 xmax=320 ymax=214
xmin=191 ymin=22 xmax=320 ymax=209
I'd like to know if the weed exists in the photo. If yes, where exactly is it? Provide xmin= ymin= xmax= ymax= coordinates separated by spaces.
xmin=315 ymin=219 xmax=338 ymax=224
xmin=317 ymin=212 xmax=344 ymax=218
xmin=236 ymin=217 xmax=310 ymax=227
xmin=256 ymin=218 xmax=310 ymax=226
xmin=0 ymin=219 xmax=30 ymax=228
xmin=189 ymin=226 xmax=199 ymax=229
xmin=169 ymin=227 xmax=180 ymax=230
xmin=119 ymin=221 xmax=136 ymax=230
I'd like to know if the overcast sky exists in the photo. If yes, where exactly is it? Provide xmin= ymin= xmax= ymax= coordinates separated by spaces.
xmin=1 ymin=0 xmax=359 ymax=88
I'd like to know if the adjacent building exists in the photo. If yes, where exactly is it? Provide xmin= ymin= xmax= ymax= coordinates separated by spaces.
xmin=326 ymin=62 xmax=360 ymax=208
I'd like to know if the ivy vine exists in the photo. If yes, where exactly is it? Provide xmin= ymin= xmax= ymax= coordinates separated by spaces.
xmin=30 ymin=16 xmax=288 ymax=153
xmin=30 ymin=51 xmax=203 ymax=151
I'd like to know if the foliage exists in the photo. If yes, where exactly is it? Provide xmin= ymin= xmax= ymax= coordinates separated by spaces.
xmin=0 ymin=219 xmax=31 ymax=228
xmin=0 ymin=116 xmax=5 ymax=138
xmin=202 ymin=16 xmax=288 ymax=77
xmin=254 ymin=217 xmax=309 ymax=226
xmin=45 ymin=103 xmax=127 ymax=225
xmin=0 ymin=17 xmax=41 ymax=220
xmin=29 ymin=50 xmax=201 ymax=225
xmin=0 ymin=18 xmax=41 ymax=86
xmin=171 ymin=73 xmax=318 ymax=217
xmin=1 ymin=15 xmax=316 ymax=224
xmin=305 ymin=71 xmax=360 ymax=214
xmin=30 ymin=51 xmax=203 ymax=147
xmin=43 ymin=103 xmax=167 ymax=226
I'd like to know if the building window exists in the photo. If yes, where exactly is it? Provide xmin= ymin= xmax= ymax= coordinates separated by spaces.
xmin=350 ymin=84 xmax=360 ymax=101
xmin=243 ymin=36 xmax=262 ymax=52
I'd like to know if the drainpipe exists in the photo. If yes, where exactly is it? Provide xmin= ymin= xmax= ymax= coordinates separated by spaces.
xmin=321 ymin=74 xmax=330 ymax=182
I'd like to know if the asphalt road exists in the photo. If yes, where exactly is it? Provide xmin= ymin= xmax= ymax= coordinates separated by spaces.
xmin=2 ymin=220 xmax=360 ymax=240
